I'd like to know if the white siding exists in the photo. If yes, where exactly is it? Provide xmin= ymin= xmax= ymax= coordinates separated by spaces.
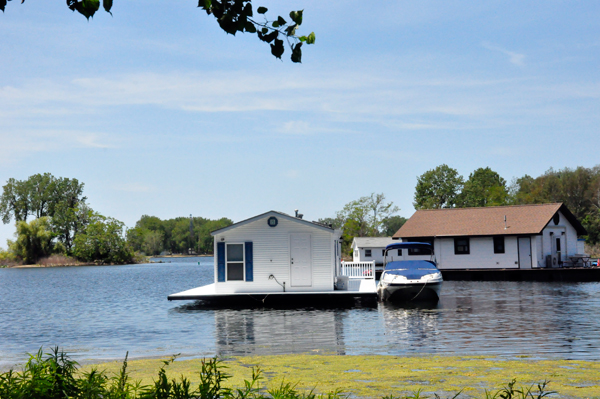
xmin=539 ymin=210 xmax=579 ymax=266
xmin=213 ymin=215 xmax=337 ymax=293
xmin=353 ymin=247 xmax=387 ymax=264
xmin=435 ymin=236 xmax=521 ymax=270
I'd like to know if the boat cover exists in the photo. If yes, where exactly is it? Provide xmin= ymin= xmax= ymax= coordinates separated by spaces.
xmin=383 ymin=260 xmax=439 ymax=280
xmin=385 ymin=242 xmax=432 ymax=251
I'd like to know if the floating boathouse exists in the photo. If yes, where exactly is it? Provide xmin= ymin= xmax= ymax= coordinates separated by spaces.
xmin=393 ymin=203 xmax=590 ymax=271
xmin=168 ymin=210 xmax=377 ymax=303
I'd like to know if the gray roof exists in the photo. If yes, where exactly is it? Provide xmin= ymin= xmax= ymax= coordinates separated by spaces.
xmin=211 ymin=210 xmax=334 ymax=235
xmin=352 ymin=237 xmax=395 ymax=248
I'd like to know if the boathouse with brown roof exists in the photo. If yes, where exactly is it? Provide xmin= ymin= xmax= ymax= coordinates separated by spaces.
xmin=393 ymin=203 xmax=587 ymax=270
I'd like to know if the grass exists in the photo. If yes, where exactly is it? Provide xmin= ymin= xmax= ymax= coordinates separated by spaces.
xmin=82 ymin=354 xmax=600 ymax=399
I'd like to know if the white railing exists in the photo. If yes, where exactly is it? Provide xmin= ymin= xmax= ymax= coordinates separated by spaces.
xmin=340 ymin=261 xmax=375 ymax=279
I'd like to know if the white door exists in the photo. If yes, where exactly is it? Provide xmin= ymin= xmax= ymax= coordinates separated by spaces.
xmin=518 ymin=237 xmax=532 ymax=269
xmin=290 ymin=234 xmax=312 ymax=287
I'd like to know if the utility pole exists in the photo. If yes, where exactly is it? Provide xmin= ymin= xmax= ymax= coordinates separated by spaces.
xmin=189 ymin=214 xmax=195 ymax=255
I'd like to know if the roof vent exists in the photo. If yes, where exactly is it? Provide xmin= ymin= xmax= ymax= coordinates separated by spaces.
xmin=294 ymin=209 xmax=299 ymax=217
xmin=504 ymin=215 xmax=507 ymax=229
xmin=298 ymin=214 xmax=303 ymax=219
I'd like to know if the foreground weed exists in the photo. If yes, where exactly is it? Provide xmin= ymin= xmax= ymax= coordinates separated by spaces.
xmin=0 ymin=348 xmax=559 ymax=399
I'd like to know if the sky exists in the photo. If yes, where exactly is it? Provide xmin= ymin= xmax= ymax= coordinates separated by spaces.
xmin=1 ymin=1 xmax=599 ymax=246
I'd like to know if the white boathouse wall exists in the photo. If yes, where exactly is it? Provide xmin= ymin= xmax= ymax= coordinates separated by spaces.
xmin=432 ymin=236 xmax=521 ymax=270
xmin=213 ymin=215 xmax=338 ymax=294
xmin=537 ymin=210 xmax=578 ymax=267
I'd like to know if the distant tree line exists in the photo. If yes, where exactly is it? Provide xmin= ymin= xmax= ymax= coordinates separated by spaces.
xmin=127 ymin=215 xmax=233 ymax=256
xmin=0 ymin=173 xmax=133 ymax=264
xmin=414 ymin=164 xmax=600 ymax=244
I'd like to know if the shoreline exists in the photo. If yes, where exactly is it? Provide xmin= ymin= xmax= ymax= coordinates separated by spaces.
xmin=69 ymin=354 xmax=600 ymax=398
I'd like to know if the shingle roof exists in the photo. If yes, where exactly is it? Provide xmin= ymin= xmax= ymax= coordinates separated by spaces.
xmin=352 ymin=237 xmax=395 ymax=248
xmin=393 ymin=203 xmax=587 ymax=238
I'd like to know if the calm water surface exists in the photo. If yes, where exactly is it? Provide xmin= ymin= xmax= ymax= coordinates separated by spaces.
xmin=2 ymin=257 xmax=600 ymax=368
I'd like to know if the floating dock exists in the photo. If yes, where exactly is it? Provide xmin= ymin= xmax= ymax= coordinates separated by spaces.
xmin=168 ymin=281 xmax=378 ymax=305
xmin=440 ymin=267 xmax=600 ymax=282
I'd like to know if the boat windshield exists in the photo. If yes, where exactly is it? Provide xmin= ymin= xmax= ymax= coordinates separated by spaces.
xmin=384 ymin=260 xmax=438 ymax=272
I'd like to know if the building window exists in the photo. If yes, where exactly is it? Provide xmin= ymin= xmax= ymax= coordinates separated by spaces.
xmin=354 ymin=250 xmax=358 ymax=257
xmin=556 ymin=238 xmax=561 ymax=252
xmin=408 ymin=247 xmax=431 ymax=256
xmin=398 ymin=249 xmax=402 ymax=256
xmin=365 ymin=249 xmax=372 ymax=257
xmin=226 ymin=243 xmax=244 ymax=281
xmin=454 ymin=238 xmax=470 ymax=255
xmin=493 ymin=237 xmax=505 ymax=254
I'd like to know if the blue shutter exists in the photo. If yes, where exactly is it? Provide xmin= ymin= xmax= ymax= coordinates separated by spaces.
xmin=245 ymin=242 xmax=253 ymax=282
xmin=217 ymin=242 xmax=225 ymax=282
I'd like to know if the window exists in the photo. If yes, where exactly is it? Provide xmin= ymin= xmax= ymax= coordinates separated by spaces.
xmin=354 ymin=250 xmax=358 ymax=257
xmin=382 ymin=249 xmax=385 ymax=256
xmin=226 ymin=243 xmax=244 ymax=281
xmin=493 ymin=236 xmax=505 ymax=254
xmin=454 ymin=238 xmax=470 ymax=255
xmin=556 ymin=238 xmax=561 ymax=252
xmin=365 ymin=249 xmax=372 ymax=257
xmin=398 ymin=249 xmax=402 ymax=256
xmin=408 ymin=247 xmax=431 ymax=256
xmin=408 ymin=239 xmax=433 ymax=255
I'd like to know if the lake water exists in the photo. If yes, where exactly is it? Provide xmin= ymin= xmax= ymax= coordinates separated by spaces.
xmin=2 ymin=256 xmax=600 ymax=369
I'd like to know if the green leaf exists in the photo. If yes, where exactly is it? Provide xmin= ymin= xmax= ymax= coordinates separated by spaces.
xmin=243 ymin=2 xmax=252 ymax=17
xmin=0 ymin=0 xmax=7 ymax=13
xmin=245 ymin=21 xmax=256 ymax=33
xmin=291 ymin=42 xmax=302 ymax=63
xmin=257 ymin=6 xmax=268 ymax=14
xmin=258 ymin=30 xmax=278 ymax=43
xmin=277 ymin=16 xmax=286 ymax=26
xmin=272 ymin=21 xmax=279 ymax=28
xmin=261 ymin=27 xmax=268 ymax=34
xmin=103 ymin=0 xmax=112 ymax=15
xmin=76 ymin=0 xmax=100 ymax=19
xmin=299 ymin=36 xmax=307 ymax=42
xmin=290 ymin=10 xmax=303 ymax=25
xmin=270 ymin=38 xmax=284 ymax=59
xmin=306 ymin=32 xmax=316 ymax=44
xmin=285 ymin=24 xmax=297 ymax=36
xmin=199 ymin=0 xmax=211 ymax=11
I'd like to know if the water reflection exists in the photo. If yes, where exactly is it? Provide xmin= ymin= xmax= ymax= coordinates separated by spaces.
xmin=213 ymin=308 xmax=347 ymax=356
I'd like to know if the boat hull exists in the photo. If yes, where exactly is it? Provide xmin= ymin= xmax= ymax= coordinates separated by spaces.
xmin=377 ymin=281 xmax=442 ymax=302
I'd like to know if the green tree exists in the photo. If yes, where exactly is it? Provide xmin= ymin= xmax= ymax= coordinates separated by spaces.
xmin=316 ymin=216 xmax=344 ymax=230
xmin=51 ymin=202 xmax=93 ymax=252
xmin=0 ymin=174 xmax=86 ymax=225
xmin=8 ymin=217 xmax=55 ymax=264
xmin=414 ymin=165 xmax=464 ymax=210
xmin=1 ymin=0 xmax=316 ymax=63
xmin=509 ymin=166 xmax=600 ymax=244
xmin=142 ymin=230 xmax=164 ymax=256
xmin=381 ymin=215 xmax=407 ymax=237
xmin=73 ymin=214 xmax=133 ymax=264
xmin=335 ymin=193 xmax=399 ymax=254
xmin=0 ymin=178 xmax=30 ymax=224
xmin=457 ymin=167 xmax=509 ymax=207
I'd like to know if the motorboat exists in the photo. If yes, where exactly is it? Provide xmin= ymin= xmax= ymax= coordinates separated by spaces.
xmin=377 ymin=242 xmax=443 ymax=302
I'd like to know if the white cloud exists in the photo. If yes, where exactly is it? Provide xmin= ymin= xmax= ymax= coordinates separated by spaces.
xmin=482 ymin=42 xmax=526 ymax=66
xmin=0 ymin=130 xmax=118 ymax=164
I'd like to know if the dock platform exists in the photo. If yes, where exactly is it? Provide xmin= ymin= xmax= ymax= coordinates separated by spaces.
xmin=168 ymin=281 xmax=378 ymax=305
xmin=440 ymin=267 xmax=600 ymax=282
